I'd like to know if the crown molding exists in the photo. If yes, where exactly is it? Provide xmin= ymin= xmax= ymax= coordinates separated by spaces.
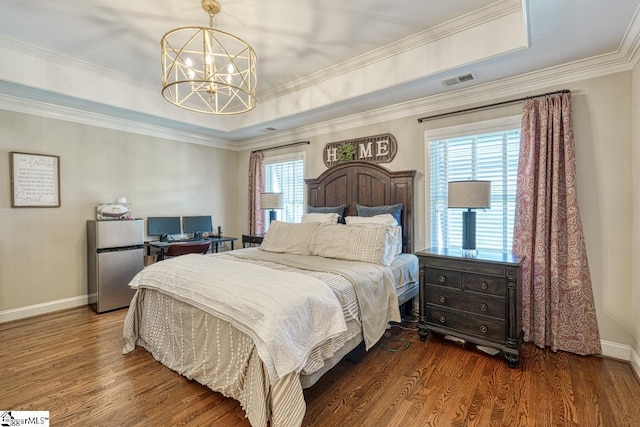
xmin=2 ymin=43 xmax=635 ymax=154
xmin=0 ymin=93 xmax=235 ymax=149
xmin=239 ymin=47 xmax=637 ymax=152
xmin=619 ymin=4 xmax=640 ymax=68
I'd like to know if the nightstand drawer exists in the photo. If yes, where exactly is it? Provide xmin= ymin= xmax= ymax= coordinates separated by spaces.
xmin=464 ymin=273 xmax=506 ymax=296
xmin=426 ymin=307 xmax=505 ymax=342
xmin=425 ymin=268 xmax=461 ymax=289
xmin=425 ymin=286 xmax=505 ymax=318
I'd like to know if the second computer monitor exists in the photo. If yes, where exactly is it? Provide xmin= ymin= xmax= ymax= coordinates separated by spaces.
xmin=183 ymin=215 xmax=213 ymax=238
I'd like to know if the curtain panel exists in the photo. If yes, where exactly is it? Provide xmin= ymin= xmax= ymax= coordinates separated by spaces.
xmin=513 ymin=92 xmax=601 ymax=355
xmin=247 ymin=152 xmax=265 ymax=235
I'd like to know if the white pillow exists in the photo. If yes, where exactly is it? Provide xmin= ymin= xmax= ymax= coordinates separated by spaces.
xmin=344 ymin=213 xmax=398 ymax=226
xmin=310 ymin=223 xmax=400 ymax=266
xmin=344 ymin=222 xmax=403 ymax=257
xmin=260 ymin=221 xmax=319 ymax=255
xmin=301 ymin=212 xmax=340 ymax=224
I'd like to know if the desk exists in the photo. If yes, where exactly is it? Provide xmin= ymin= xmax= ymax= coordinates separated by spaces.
xmin=146 ymin=236 xmax=237 ymax=259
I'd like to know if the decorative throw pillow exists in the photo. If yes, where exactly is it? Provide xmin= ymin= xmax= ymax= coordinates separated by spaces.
xmin=301 ymin=212 xmax=340 ymax=224
xmin=345 ymin=223 xmax=403 ymax=257
xmin=310 ymin=223 xmax=400 ymax=266
xmin=308 ymin=205 xmax=347 ymax=223
xmin=356 ymin=203 xmax=403 ymax=225
xmin=260 ymin=221 xmax=319 ymax=255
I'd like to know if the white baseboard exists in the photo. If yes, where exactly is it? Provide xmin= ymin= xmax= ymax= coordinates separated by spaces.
xmin=0 ymin=295 xmax=88 ymax=323
xmin=631 ymin=346 xmax=640 ymax=380
xmin=601 ymin=339 xmax=632 ymax=361
xmin=599 ymin=340 xmax=640 ymax=380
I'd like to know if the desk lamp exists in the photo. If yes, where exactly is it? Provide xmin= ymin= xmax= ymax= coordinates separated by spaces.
xmin=260 ymin=192 xmax=284 ymax=223
xmin=448 ymin=180 xmax=491 ymax=257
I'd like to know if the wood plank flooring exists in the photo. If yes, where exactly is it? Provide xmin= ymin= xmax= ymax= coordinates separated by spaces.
xmin=1 ymin=306 xmax=639 ymax=426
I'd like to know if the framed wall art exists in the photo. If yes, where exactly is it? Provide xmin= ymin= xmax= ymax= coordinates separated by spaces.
xmin=10 ymin=151 xmax=61 ymax=208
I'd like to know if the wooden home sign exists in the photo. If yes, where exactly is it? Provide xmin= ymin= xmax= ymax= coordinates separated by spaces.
xmin=323 ymin=133 xmax=397 ymax=167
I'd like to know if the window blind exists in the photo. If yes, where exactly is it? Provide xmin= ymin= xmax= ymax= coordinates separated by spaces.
xmin=429 ymin=129 xmax=520 ymax=252
xmin=264 ymin=153 xmax=305 ymax=226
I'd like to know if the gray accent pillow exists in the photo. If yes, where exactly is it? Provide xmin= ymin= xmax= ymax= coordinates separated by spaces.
xmin=356 ymin=203 xmax=403 ymax=225
xmin=307 ymin=204 xmax=347 ymax=223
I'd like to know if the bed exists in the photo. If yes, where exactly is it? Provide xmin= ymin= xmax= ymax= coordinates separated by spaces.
xmin=122 ymin=162 xmax=418 ymax=427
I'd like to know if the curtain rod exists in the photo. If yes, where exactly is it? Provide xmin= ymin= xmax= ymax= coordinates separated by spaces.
xmin=251 ymin=141 xmax=310 ymax=154
xmin=416 ymin=89 xmax=571 ymax=123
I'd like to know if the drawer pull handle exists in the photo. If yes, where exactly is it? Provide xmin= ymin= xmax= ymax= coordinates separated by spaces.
xmin=480 ymin=303 xmax=488 ymax=311
xmin=480 ymin=325 xmax=488 ymax=333
xmin=438 ymin=275 xmax=446 ymax=283
xmin=439 ymin=315 xmax=447 ymax=323
xmin=439 ymin=296 xmax=446 ymax=303
xmin=480 ymin=281 xmax=489 ymax=290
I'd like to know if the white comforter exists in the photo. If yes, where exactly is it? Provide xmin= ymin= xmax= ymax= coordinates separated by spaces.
xmin=124 ymin=253 xmax=347 ymax=383
xmin=230 ymin=249 xmax=401 ymax=350
xmin=122 ymin=249 xmax=407 ymax=427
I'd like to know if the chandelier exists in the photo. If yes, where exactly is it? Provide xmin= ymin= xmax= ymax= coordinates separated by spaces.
xmin=161 ymin=0 xmax=257 ymax=115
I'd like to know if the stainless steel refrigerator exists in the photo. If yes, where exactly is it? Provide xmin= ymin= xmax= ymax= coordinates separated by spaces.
xmin=87 ymin=219 xmax=144 ymax=313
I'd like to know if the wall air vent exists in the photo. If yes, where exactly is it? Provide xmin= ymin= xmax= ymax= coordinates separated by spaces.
xmin=441 ymin=72 xmax=476 ymax=87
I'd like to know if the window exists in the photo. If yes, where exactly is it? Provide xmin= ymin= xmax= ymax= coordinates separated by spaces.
xmin=427 ymin=117 xmax=520 ymax=253
xmin=263 ymin=153 xmax=305 ymax=227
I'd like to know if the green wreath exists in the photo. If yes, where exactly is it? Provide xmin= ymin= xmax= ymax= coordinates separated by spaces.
xmin=337 ymin=143 xmax=356 ymax=162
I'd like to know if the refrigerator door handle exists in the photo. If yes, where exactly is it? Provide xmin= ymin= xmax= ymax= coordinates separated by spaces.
xmin=96 ymin=245 xmax=145 ymax=253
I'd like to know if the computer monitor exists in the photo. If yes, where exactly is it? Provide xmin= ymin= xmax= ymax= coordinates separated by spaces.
xmin=147 ymin=216 xmax=181 ymax=241
xmin=183 ymin=215 xmax=213 ymax=239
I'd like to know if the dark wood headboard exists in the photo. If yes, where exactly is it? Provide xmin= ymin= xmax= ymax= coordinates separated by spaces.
xmin=305 ymin=161 xmax=416 ymax=253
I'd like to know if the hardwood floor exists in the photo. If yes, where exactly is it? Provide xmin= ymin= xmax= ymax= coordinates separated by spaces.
xmin=1 ymin=306 xmax=639 ymax=426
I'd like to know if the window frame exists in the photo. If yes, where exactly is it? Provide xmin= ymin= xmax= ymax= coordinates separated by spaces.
xmin=425 ymin=115 xmax=521 ymax=252
xmin=263 ymin=152 xmax=305 ymax=227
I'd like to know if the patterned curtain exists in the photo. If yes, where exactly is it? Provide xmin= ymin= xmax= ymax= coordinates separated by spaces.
xmin=247 ymin=152 xmax=265 ymax=235
xmin=513 ymin=92 xmax=601 ymax=355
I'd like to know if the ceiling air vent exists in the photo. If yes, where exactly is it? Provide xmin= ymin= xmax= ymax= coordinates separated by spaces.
xmin=441 ymin=72 xmax=476 ymax=87
xmin=263 ymin=127 xmax=277 ymax=132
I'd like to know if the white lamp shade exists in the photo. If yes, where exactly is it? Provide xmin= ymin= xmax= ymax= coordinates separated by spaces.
xmin=448 ymin=180 xmax=491 ymax=209
xmin=260 ymin=192 xmax=284 ymax=209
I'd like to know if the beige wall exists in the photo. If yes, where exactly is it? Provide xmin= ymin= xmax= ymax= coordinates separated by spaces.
xmin=0 ymin=110 xmax=239 ymax=313
xmin=1 ymin=70 xmax=637 ymax=356
xmin=238 ymin=72 xmax=636 ymax=347
xmin=632 ymin=62 xmax=640 ymax=367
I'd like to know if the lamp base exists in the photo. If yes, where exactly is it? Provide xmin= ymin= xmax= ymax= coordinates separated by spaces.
xmin=461 ymin=210 xmax=477 ymax=257
xmin=268 ymin=209 xmax=277 ymax=223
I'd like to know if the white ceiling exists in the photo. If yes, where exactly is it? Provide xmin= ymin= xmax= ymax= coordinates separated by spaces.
xmin=1 ymin=0 xmax=639 ymax=148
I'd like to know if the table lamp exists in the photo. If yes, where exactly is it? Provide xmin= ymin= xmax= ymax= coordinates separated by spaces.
xmin=448 ymin=180 xmax=491 ymax=257
xmin=260 ymin=192 xmax=284 ymax=223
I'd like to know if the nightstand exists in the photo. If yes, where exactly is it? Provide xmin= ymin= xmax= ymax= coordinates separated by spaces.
xmin=242 ymin=234 xmax=264 ymax=248
xmin=416 ymin=247 xmax=524 ymax=368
